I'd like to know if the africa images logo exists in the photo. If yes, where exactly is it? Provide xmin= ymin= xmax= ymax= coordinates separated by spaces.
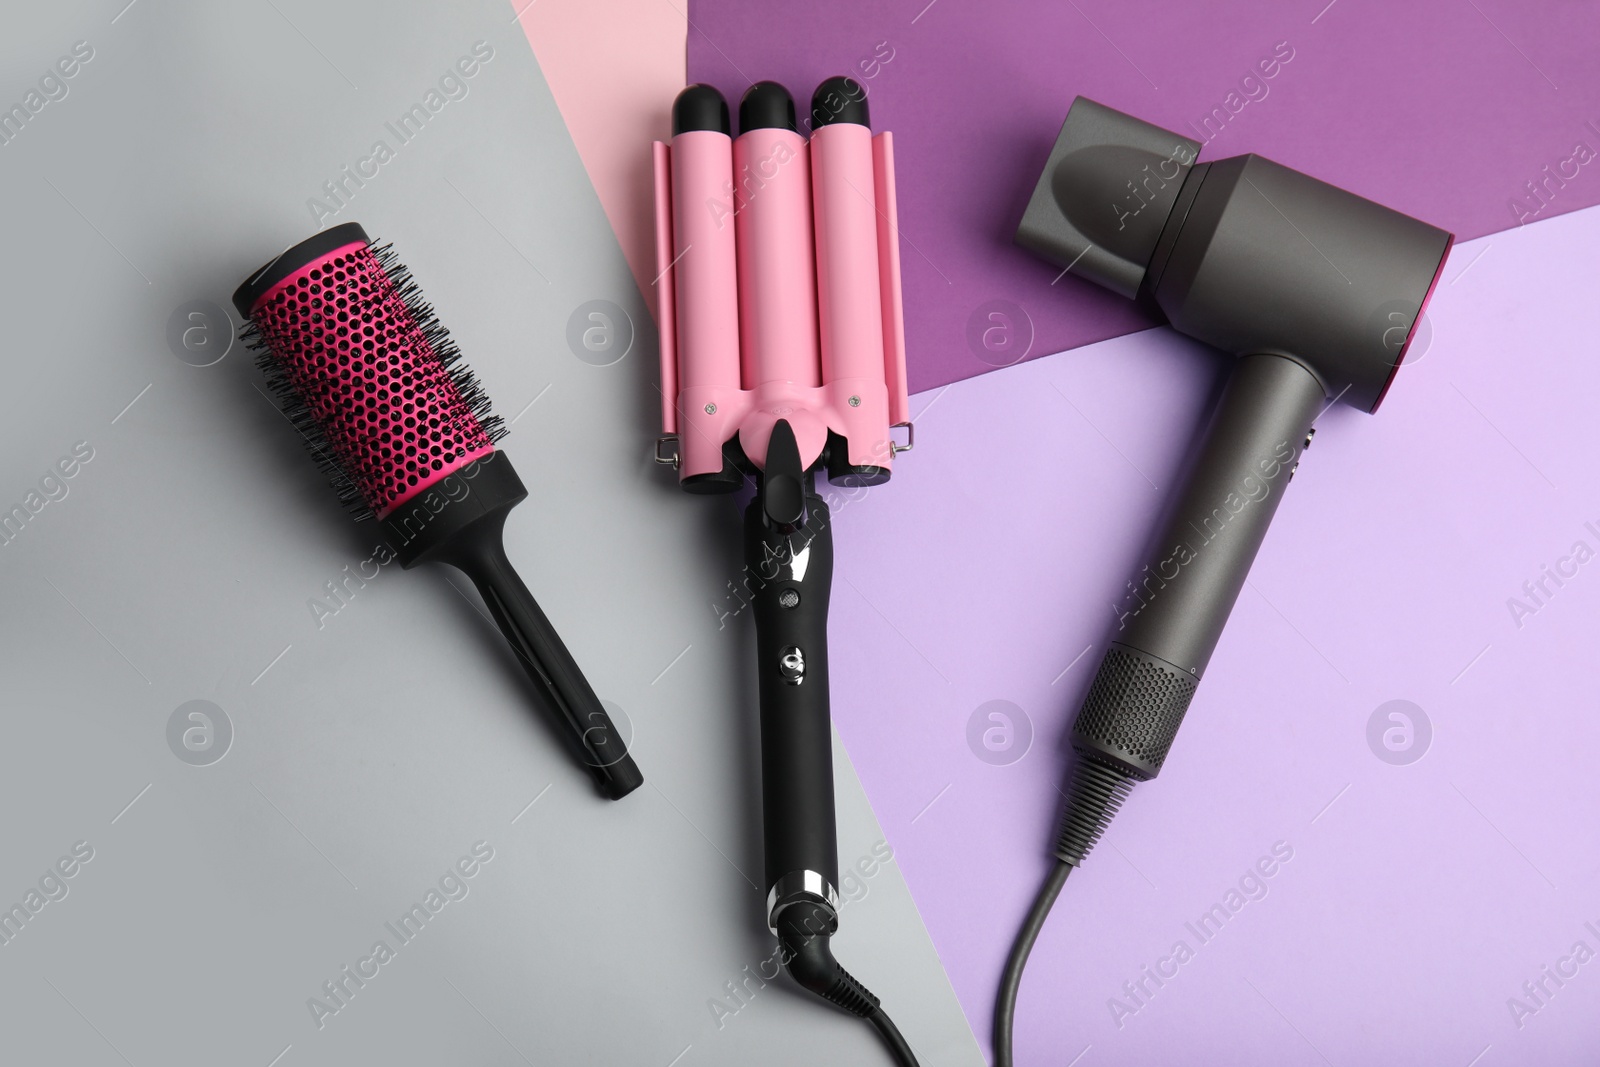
xmin=1113 ymin=441 xmax=1295 ymax=629
xmin=306 ymin=841 xmax=495 ymax=1029
xmin=306 ymin=42 xmax=495 ymax=226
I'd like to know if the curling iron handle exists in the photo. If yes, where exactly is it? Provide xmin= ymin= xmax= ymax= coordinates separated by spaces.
xmin=747 ymin=492 xmax=840 ymax=905
xmin=1075 ymin=353 xmax=1322 ymax=780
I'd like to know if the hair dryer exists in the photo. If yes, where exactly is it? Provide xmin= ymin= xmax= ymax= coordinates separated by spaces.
xmin=993 ymin=97 xmax=1452 ymax=1063
xmin=653 ymin=78 xmax=918 ymax=1064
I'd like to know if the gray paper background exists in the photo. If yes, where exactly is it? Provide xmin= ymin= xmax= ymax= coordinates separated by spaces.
xmin=0 ymin=2 xmax=980 ymax=1064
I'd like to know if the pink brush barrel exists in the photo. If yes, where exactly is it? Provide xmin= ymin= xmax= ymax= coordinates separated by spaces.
xmin=652 ymin=79 xmax=910 ymax=486
xmin=235 ymin=223 xmax=500 ymax=519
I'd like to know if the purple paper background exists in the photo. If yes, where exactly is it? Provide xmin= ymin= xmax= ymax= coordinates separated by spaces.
xmin=816 ymin=208 xmax=1600 ymax=1064
xmin=689 ymin=0 xmax=1600 ymax=393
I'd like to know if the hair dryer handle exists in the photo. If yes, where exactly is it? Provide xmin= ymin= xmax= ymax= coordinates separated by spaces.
xmin=1074 ymin=353 xmax=1323 ymax=780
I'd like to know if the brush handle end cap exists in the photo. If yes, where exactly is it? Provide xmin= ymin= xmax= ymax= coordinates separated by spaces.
xmin=233 ymin=221 xmax=371 ymax=317
xmin=594 ymin=751 xmax=644 ymax=800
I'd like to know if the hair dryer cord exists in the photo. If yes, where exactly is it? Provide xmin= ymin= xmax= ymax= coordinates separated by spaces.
xmin=992 ymin=862 xmax=1071 ymax=1067
xmin=994 ymin=754 xmax=1136 ymax=1066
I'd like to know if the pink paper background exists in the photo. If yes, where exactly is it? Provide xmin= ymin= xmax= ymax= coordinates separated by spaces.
xmin=515 ymin=0 xmax=686 ymax=305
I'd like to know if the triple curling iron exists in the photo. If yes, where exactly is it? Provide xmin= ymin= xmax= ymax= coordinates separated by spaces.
xmin=653 ymin=78 xmax=918 ymax=1064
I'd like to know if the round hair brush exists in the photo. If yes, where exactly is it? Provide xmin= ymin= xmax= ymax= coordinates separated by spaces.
xmin=234 ymin=222 xmax=642 ymax=800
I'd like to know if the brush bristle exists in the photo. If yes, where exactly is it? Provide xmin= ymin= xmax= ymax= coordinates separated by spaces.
xmin=240 ymin=236 xmax=506 ymax=520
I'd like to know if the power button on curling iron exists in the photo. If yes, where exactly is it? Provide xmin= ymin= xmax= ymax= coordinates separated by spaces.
xmin=779 ymin=646 xmax=806 ymax=684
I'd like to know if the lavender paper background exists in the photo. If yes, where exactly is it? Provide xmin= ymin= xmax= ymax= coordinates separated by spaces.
xmin=811 ymin=206 xmax=1600 ymax=1064
xmin=689 ymin=0 xmax=1600 ymax=393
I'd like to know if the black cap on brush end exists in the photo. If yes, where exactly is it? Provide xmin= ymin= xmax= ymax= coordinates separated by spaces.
xmin=739 ymin=81 xmax=797 ymax=134
xmin=232 ymin=221 xmax=371 ymax=318
xmin=810 ymin=76 xmax=869 ymax=129
xmin=672 ymin=84 xmax=730 ymax=136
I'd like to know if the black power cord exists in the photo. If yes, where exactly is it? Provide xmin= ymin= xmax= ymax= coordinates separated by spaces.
xmin=993 ymin=755 xmax=1137 ymax=1067
xmin=868 ymin=1006 xmax=919 ymax=1066
xmin=993 ymin=862 xmax=1071 ymax=1067
xmin=777 ymin=902 xmax=922 ymax=1067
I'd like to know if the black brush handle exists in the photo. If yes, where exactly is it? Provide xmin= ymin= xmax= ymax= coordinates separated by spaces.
xmin=450 ymin=523 xmax=642 ymax=799
xmin=384 ymin=452 xmax=642 ymax=800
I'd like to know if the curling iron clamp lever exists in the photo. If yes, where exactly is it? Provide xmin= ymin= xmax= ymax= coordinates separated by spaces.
xmin=760 ymin=420 xmax=808 ymax=534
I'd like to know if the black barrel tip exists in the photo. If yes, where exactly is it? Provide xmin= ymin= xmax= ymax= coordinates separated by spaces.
xmin=739 ymin=81 xmax=797 ymax=134
xmin=810 ymin=76 xmax=869 ymax=129
xmin=672 ymin=84 xmax=730 ymax=135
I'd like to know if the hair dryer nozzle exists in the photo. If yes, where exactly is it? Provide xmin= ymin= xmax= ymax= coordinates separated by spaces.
xmin=1016 ymin=97 xmax=1201 ymax=299
xmin=1018 ymin=97 xmax=1453 ymax=411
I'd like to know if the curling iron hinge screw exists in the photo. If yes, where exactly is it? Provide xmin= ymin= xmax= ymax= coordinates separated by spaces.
xmin=704 ymin=402 xmax=718 ymax=414
xmin=847 ymin=395 xmax=861 ymax=407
